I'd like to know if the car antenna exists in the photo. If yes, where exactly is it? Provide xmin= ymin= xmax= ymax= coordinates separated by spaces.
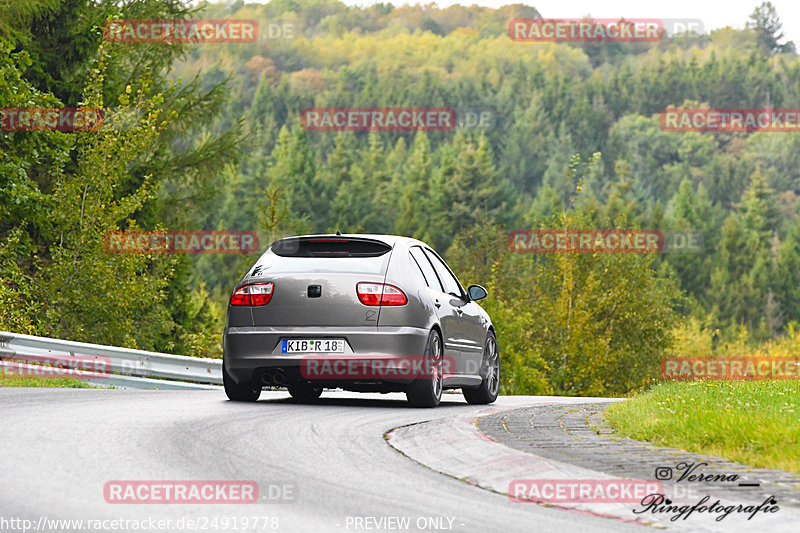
xmin=336 ymin=230 xmax=341 ymax=235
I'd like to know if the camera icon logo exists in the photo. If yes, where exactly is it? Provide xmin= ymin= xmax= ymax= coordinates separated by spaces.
xmin=655 ymin=467 xmax=673 ymax=480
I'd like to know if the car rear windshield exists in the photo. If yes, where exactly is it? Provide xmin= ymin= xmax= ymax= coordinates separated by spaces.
xmin=272 ymin=238 xmax=391 ymax=258
xmin=251 ymin=238 xmax=392 ymax=275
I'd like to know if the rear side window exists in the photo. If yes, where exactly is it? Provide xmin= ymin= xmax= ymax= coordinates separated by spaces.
xmin=410 ymin=246 xmax=442 ymax=291
xmin=424 ymin=248 xmax=463 ymax=298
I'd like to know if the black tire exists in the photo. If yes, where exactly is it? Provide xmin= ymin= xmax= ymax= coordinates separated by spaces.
xmin=405 ymin=329 xmax=443 ymax=408
xmin=223 ymin=363 xmax=261 ymax=402
xmin=288 ymin=382 xmax=323 ymax=402
xmin=463 ymin=331 xmax=499 ymax=405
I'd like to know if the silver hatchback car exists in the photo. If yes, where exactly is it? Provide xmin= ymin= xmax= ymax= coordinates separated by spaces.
xmin=222 ymin=234 xmax=499 ymax=407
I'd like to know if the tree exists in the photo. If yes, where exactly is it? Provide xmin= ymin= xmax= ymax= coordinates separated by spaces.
xmin=741 ymin=167 xmax=780 ymax=248
xmin=0 ymin=1 xmax=245 ymax=356
xmin=708 ymin=169 xmax=781 ymax=339
xmin=775 ymin=221 xmax=800 ymax=324
xmin=316 ymin=132 xmax=357 ymax=232
xmin=747 ymin=2 xmax=796 ymax=54
xmin=498 ymin=95 xmax=551 ymax=191
xmin=663 ymin=179 xmax=715 ymax=304
xmin=429 ymin=132 xmax=514 ymax=250
xmin=447 ymin=212 xmax=683 ymax=396
xmin=1 ymin=43 xmax=180 ymax=349
xmin=395 ymin=132 xmax=434 ymax=239
xmin=267 ymin=124 xmax=319 ymax=227
xmin=330 ymin=131 xmax=393 ymax=233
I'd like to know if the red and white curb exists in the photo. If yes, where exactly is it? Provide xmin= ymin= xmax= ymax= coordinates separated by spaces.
xmin=386 ymin=404 xmax=800 ymax=533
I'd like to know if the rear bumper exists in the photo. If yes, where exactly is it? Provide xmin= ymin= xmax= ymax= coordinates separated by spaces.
xmin=223 ymin=325 xmax=430 ymax=386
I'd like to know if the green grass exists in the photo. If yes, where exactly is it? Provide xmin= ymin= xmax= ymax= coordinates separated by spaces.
xmin=605 ymin=380 xmax=800 ymax=474
xmin=0 ymin=375 xmax=94 ymax=388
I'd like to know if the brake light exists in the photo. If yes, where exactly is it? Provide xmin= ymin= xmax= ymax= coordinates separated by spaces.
xmin=356 ymin=282 xmax=407 ymax=306
xmin=229 ymin=283 xmax=274 ymax=306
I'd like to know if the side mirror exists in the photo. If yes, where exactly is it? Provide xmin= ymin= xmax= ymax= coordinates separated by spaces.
xmin=467 ymin=284 xmax=488 ymax=302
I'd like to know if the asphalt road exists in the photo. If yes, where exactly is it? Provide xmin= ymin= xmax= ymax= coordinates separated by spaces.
xmin=0 ymin=389 xmax=647 ymax=533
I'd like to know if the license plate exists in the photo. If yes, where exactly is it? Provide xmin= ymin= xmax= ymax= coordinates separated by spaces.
xmin=281 ymin=339 xmax=346 ymax=353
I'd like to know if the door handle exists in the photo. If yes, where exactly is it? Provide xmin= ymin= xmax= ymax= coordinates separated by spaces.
xmin=434 ymin=299 xmax=441 ymax=308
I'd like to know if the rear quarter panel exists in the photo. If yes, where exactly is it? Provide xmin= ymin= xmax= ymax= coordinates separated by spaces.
xmin=377 ymin=241 xmax=438 ymax=334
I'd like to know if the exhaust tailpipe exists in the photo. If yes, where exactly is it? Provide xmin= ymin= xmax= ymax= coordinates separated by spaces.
xmin=263 ymin=369 xmax=287 ymax=386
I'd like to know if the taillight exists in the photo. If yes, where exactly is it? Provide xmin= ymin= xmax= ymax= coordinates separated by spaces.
xmin=229 ymin=283 xmax=274 ymax=306
xmin=356 ymin=282 xmax=407 ymax=306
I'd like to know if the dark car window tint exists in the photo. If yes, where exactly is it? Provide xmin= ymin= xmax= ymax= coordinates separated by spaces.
xmin=408 ymin=251 xmax=430 ymax=287
xmin=424 ymin=248 xmax=463 ymax=298
xmin=254 ymin=238 xmax=392 ymax=275
xmin=410 ymin=246 xmax=443 ymax=291
xmin=272 ymin=237 xmax=391 ymax=257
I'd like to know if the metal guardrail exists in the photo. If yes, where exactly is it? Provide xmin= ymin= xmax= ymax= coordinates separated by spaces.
xmin=0 ymin=330 xmax=221 ymax=390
